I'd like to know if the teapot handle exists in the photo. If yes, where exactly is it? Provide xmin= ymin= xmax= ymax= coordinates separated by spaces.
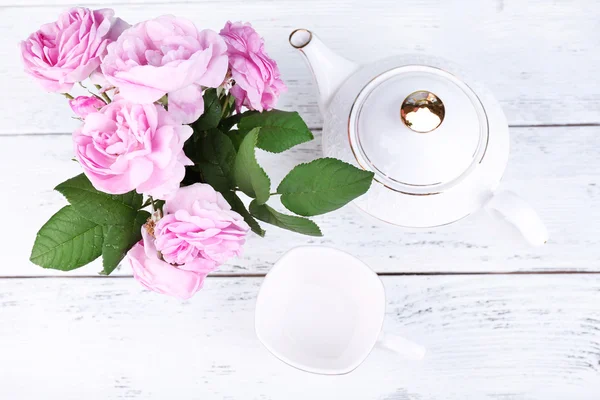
xmin=484 ymin=190 xmax=548 ymax=246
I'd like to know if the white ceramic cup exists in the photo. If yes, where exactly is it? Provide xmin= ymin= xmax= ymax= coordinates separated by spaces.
xmin=255 ymin=246 xmax=426 ymax=375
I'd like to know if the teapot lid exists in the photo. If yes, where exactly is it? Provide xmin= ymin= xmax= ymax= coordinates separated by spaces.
xmin=349 ymin=65 xmax=489 ymax=195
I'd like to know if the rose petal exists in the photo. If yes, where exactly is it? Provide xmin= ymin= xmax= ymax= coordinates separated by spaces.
xmin=167 ymin=84 xmax=204 ymax=124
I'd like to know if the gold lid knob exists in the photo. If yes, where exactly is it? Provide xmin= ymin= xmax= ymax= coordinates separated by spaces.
xmin=401 ymin=90 xmax=445 ymax=133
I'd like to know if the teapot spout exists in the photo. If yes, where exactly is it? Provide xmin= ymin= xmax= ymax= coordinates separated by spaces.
xmin=289 ymin=29 xmax=359 ymax=112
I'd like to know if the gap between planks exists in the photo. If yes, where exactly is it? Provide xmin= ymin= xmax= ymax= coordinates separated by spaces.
xmin=1 ymin=123 xmax=599 ymax=137
xmin=1 ymin=270 xmax=600 ymax=279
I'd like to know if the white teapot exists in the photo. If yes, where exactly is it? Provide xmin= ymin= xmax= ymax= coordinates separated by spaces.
xmin=289 ymin=29 xmax=548 ymax=246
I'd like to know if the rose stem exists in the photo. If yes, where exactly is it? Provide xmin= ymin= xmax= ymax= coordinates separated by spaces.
xmin=94 ymin=84 xmax=112 ymax=104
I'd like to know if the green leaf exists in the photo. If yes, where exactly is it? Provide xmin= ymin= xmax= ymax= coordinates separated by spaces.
xmin=101 ymin=210 xmax=150 ymax=275
xmin=277 ymin=158 xmax=374 ymax=216
xmin=222 ymin=191 xmax=265 ymax=237
xmin=197 ymin=129 xmax=237 ymax=192
xmin=233 ymin=128 xmax=271 ymax=204
xmin=30 ymin=206 xmax=104 ymax=270
xmin=55 ymin=174 xmax=143 ymax=226
xmin=238 ymin=110 xmax=314 ymax=153
xmin=182 ymin=165 xmax=202 ymax=186
xmin=193 ymin=88 xmax=222 ymax=131
xmin=249 ymin=201 xmax=322 ymax=237
xmin=225 ymin=129 xmax=247 ymax=151
xmin=219 ymin=110 xmax=256 ymax=133
xmin=183 ymin=129 xmax=204 ymax=165
xmin=154 ymin=199 xmax=165 ymax=211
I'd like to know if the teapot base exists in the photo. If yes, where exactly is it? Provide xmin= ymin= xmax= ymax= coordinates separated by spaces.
xmin=349 ymin=179 xmax=481 ymax=229
xmin=322 ymin=54 xmax=510 ymax=230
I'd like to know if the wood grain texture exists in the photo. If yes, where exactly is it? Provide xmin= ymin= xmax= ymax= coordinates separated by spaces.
xmin=2 ymin=3 xmax=598 ymax=399
xmin=0 ymin=275 xmax=598 ymax=399
xmin=1 ymin=126 xmax=598 ymax=276
xmin=2 ymin=0 xmax=600 ymax=134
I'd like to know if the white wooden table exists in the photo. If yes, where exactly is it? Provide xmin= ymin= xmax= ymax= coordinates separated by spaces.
xmin=1 ymin=0 xmax=599 ymax=398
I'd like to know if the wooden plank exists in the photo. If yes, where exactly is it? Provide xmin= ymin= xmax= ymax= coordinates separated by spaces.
xmin=0 ymin=275 xmax=598 ymax=399
xmin=6 ymin=0 xmax=316 ymax=5
xmin=1 ymin=125 xmax=599 ymax=276
xmin=3 ymin=0 xmax=600 ymax=134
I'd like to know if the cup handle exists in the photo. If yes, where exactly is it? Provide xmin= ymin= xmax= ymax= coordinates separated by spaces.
xmin=484 ymin=190 xmax=548 ymax=247
xmin=376 ymin=332 xmax=426 ymax=360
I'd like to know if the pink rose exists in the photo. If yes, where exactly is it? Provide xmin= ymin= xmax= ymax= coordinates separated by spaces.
xmin=69 ymin=96 xmax=106 ymax=118
xmin=20 ymin=8 xmax=127 ymax=92
xmin=128 ymin=236 xmax=215 ymax=300
xmin=127 ymin=183 xmax=250 ymax=299
xmin=220 ymin=21 xmax=286 ymax=112
xmin=101 ymin=16 xmax=229 ymax=124
xmin=73 ymin=98 xmax=192 ymax=199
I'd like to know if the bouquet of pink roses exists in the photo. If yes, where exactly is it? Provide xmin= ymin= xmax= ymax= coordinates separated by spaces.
xmin=21 ymin=8 xmax=373 ymax=299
